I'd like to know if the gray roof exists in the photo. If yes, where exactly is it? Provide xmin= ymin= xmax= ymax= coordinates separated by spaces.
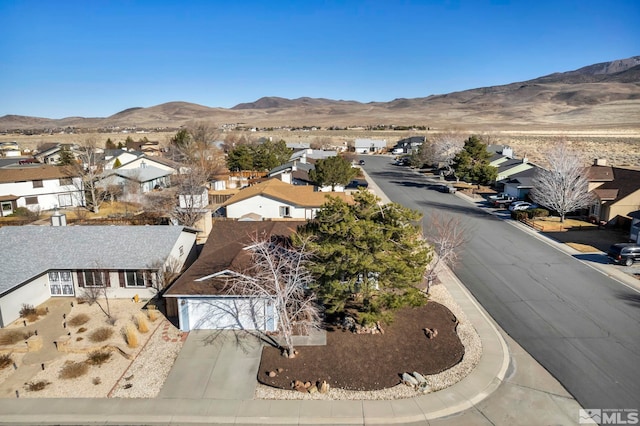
xmin=104 ymin=165 xmax=172 ymax=182
xmin=0 ymin=225 xmax=188 ymax=296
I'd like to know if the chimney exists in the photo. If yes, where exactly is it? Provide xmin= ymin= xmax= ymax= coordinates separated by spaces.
xmin=594 ymin=159 xmax=607 ymax=166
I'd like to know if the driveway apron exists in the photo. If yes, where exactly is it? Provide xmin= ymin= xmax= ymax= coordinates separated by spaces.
xmin=158 ymin=330 xmax=263 ymax=400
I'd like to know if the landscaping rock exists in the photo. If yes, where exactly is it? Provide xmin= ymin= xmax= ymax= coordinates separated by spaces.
xmin=402 ymin=372 xmax=419 ymax=387
xmin=412 ymin=372 xmax=428 ymax=385
xmin=268 ymin=370 xmax=276 ymax=378
xmin=318 ymin=380 xmax=330 ymax=393
xmin=308 ymin=385 xmax=318 ymax=394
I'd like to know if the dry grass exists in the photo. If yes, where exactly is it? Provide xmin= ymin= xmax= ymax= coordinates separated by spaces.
xmin=86 ymin=351 xmax=111 ymax=366
xmin=89 ymin=327 xmax=114 ymax=343
xmin=24 ymin=380 xmax=51 ymax=392
xmin=59 ymin=361 xmax=89 ymax=380
xmin=0 ymin=354 xmax=12 ymax=370
xmin=77 ymin=327 xmax=87 ymax=333
xmin=124 ymin=324 xmax=138 ymax=348
xmin=147 ymin=309 xmax=160 ymax=322
xmin=68 ymin=314 xmax=90 ymax=327
xmin=135 ymin=314 xmax=149 ymax=333
xmin=0 ymin=330 xmax=33 ymax=346
xmin=534 ymin=217 xmax=597 ymax=232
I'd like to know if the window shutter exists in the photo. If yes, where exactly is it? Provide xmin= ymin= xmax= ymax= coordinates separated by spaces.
xmin=77 ymin=271 xmax=84 ymax=288
xmin=118 ymin=271 xmax=125 ymax=287
xmin=105 ymin=271 xmax=111 ymax=288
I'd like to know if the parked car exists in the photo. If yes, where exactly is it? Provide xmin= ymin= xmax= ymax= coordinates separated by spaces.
xmin=438 ymin=184 xmax=456 ymax=194
xmin=607 ymin=243 xmax=640 ymax=266
xmin=492 ymin=196 xmax=517 ymax=208
xmin=488 ymin=192 xmax=510 ymax=201
xmin=359 ymin=159 xmax=366 ymax=166
xmin=509 ymin=202 xmax=538 ymax=211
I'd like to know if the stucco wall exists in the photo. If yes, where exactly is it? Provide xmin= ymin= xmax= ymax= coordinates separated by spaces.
xmin=0 ymin=275 xmax=50 ymax=328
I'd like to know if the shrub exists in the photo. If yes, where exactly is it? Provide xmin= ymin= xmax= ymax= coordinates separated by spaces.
xmin=124 ymin=324 xmax=138 ymax=348
xmin=77 ymin=327 xmax=87 ymax=333
xmin=76 ymin=337 xmax=83 ymax=342
xmin=511 ymin=210 xmax=529 ymax=220
xmin=25 ymin=380 xmax=50 ymax=392
xmin=92 ymin=377 xmax=102 ymax=385
xmin=87 ymin=351 xmax=111 ymax=366
xmin=89 ymin=327 xmax=114 ymax=343
xmin=0 ymin=330 xmax=33 ymax=346
xmin=147 ymin=309 xmax=160 ymax=322
xmin=59 ymin=361 xmax=89 ymax=379
xmin=68 ymin=314 xmax=90 ymax=327
xmin=0 ymin=354 xmax=12 ymax=370
xmin=135 ymin=314 xmax=149 ymax=333
xmin=19 ymin=304 xmax=37 ymax=318
xmin=35 ymin=307 xmax=48 ymax=316
xmin=528 ymin=208 xmax=549 ymax=219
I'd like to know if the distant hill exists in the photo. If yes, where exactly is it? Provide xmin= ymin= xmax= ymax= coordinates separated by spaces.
xmin=1 ymin=56 xmax=638 ymax=131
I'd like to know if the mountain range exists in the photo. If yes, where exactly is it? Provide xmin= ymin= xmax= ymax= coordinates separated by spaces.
xmin=1 ymin=56 xmax=639 ymax=131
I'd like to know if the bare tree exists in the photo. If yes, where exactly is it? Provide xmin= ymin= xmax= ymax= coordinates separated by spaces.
xmin=420 ymin=131 xmax=465 ymax=174
xmin=80 ymin=269 xmax=113 ymax=323
xmin=147 ymin=257 xmax=183 ymax=294
xmin=423 ymin=213 xmax=471 ymax=294
xmin=69 ymin=137 xmax=107 ymax=213
xmin=170 ymin=122 xmax=226 ymax=182
xmin=530 ymin=143 xmax=594 ymax=222
xmin=220 ymin=234 xmax=321 ymax=357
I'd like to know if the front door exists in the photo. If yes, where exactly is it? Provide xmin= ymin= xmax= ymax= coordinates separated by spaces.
xmin=49 ymin=271 xmax=74 ymax=296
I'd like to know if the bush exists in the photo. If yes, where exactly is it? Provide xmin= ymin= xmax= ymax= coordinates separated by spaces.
xmin=59 ymin=361 xmax=89 ymax=379
xmin=124 ymin=324 xmax=138 ymax=348
xmin=25 ymin=380 xmax=50 ymax=392
xmin=0 ymin=330 xmax=33 ymax=346
xmin=87 ymin=351 xmax=111 ymax=366
xmin=135 ymin=314 xmax=149 ymax=333
xmin=68 ymin=314 xmax=90 ymax=327
xmin=0 ymin=354 xmax=12 ymax=370
xmin=92 ymin=377 xmax=102 ymax=385
xmin=77 ymin=327 xmax=87 ymax=333
xmin=528 ymin=208 xmax=549 ymax=219
xmin=147 ymin=309 xmax=160 ymax=322
xmin=19 ymin=304 xmax=37 ymax=318
xmin=89 ymin=327 xmax=114 ymax=343
xmin=511 ymin=210 xmax=529 ymax=220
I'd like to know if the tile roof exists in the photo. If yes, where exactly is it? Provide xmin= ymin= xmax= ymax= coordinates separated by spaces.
xmin=0 ymin=225 xmax=192 ymax=296
xmin=0 ymin=165 xmax=78 ymax=184
xmin=222 ymin=178 xmax=352 ymax=208
xmin=165 ymin=220 xmax=306 ymax=296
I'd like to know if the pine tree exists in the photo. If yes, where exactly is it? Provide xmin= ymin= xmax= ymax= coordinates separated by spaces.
xmin=309 ymin=156 xmax=358 ymax=190
xmin=298 ymin=191 xmax=432 ymax=325
xmin=452 ymin=135 xmax=497 ymax=184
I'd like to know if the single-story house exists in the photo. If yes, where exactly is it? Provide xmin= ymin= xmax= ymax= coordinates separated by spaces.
xmin=391 ymin=136 xmax=424 ymax=155
xmin=164 ymin=220 xmax=305 ymax=331
xmin=588 ymin=164 xmax=640 ymax=225
xmin=353 ymin=139 xmax=387 ymax=154
xmin=495 ymin=158 xmax=533 ymax=182
xmin=499 ymin=167 xmax=537 ymax=200
xmin=97 ymin=163 xmax=173 ymax=198
xmin=221 ymin=178 xmax=352 ymax=220
xmin=0 ymin=225 xmax=198 ymax=328
xmin=0 ymin=164 xmax=84 ymax=213
xmin=33 ymin=143 xmax=80 ymax=165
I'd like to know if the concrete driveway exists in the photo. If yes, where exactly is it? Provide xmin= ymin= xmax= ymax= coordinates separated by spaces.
xmin=158 ymin=330 xmax=263 ymax=400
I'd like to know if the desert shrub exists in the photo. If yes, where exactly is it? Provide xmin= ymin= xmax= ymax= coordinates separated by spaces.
xmin=511 ymin=210 xmax=529 ymax=220
xmin=59 ymin=361 xmax=89 ymax=379
xmin=68 ymin=314 xmax=90 ymax=327
xmin=77 ymin=327 xmax=87 ymax=333
xmin=147 ymin=309 xmax=160 ymax=322
xmin=124 ymin=324 xmax=138 ymax=348
xmin=87 ymin=350 xmax=111 ymax=366
xmin=25 ymin=380 xmax=50 ymax=392
xmin=76 ymin=337 xmax=83 ymax=342
xmin=19 ymin=304 xmax=37 ymax=318
xmin=92 ymin=377 xmax=102 ymax=385
xmin=0 ymin=354 xmax=12 ymax=369
xmin=135 ymin=314 xmax=149 ymax=333
xmin=0 ymin=330 xmax=33 ymax=346
xmin=36 ymin=307 xmax=48 ymax=316
xmin=89 ymin=327 xmax=114 ymax=343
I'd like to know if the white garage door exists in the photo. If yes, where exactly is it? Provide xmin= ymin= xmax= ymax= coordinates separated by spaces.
xmin=181 ymin=297 xmax=276 ymax=332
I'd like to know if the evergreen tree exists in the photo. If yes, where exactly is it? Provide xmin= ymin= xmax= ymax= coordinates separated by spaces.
xmin=298 ymin=191 xmax=432 ymax=325
xmin=113 ymin=158 xmax=122 ymax=168
xmin=105 ymin=138 xmax=116 ymax=150
xmin=57 ymin=147 xmax=76 ymax=166
xmin=226 ymin=144 xmax=254 ymax=171
xmin=451 ymin=135 xmax=497 ymax=184
xmin=309 ymin=155 xmax=358 ymax=190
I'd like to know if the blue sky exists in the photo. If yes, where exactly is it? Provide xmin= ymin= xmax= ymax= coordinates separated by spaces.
xmin=1 ymin=0 xmax=638 ymax=118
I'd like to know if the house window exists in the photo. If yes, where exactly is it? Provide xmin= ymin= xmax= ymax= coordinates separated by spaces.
xmin=58 ymin=194 xmax=73 ymax=207
xmin=25 ymin=196 xmax=38 ymax=205
xmin=279 ymin=206 xmax=291 ymax=217
xmin=179 ymin=245 xmax=184 ymax=256
xmin=32 ymin=180 xmax=44 ymax=188
xmin=1 ymin=201 xmax=11 ymax=212
xmin=84 ymin=271 xmax=107 ymax=287
xmin=59 ymin=177 xmax=73 ymax=185
xmin=49 ymin=271 xmax=74 ymax=296
xmin=124 ymin=270 xmax=155 ymax=288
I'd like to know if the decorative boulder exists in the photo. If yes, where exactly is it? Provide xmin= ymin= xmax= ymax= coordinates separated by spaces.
xmin=412 ymin=372 xmax=428 ymax=385
xmin=402 ymin=372 xmax=419 ymax=387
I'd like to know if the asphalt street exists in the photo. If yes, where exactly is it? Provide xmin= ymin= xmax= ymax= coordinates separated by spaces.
xmin=362 ymin=154 xmax=640 ymax=411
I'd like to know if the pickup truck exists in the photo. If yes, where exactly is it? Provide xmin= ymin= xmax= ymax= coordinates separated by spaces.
xmin=491 ymin=196 xmax=517 ymax=208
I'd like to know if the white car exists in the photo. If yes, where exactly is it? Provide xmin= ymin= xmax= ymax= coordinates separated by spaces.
xmin=509 ymin=202 xmax=538 ymax=211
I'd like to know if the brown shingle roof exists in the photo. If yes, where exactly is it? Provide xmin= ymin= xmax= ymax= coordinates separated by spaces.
xmin=0 ymin=165 xmax=78 ymax=184
xmin=592 ymin=188 xmax=619 ymax=201
xmin=221 ymin=178 xmax=352 ymax=208
xmin=164 ymin=220 xmax=307 ymax=296
xmin=588 ymin=165 xmax=614 ymax=182
xmin=596 ymin=167 xmax=640 ymax=205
